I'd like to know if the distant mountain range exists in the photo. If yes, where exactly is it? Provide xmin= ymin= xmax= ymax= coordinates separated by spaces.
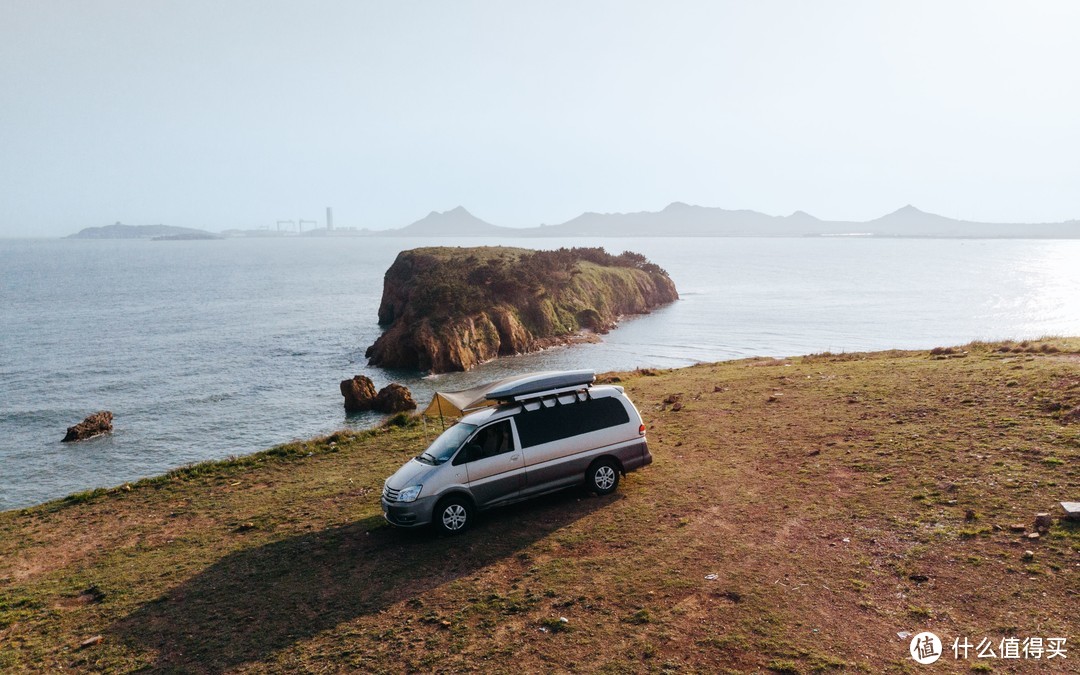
xmin=68 ymin=205 xmax=1080 ymax=239
xmin=67 ymin=223 xmax=218 ymax=239
xmin=377 ymin=204 xmax=1080 ymax=238
xmin=388 ymin=206 xmax=507 ymax=237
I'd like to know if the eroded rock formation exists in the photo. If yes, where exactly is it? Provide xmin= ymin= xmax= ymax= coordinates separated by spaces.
xmin=341 ymin=376 xmax=417 ymax=414
xmin=62 ymin=411 xmax=113 ymax=442
xmin=365 ymin=246 xmax=679 ymax=373
xmin=340 ymin=375 xmax=378 ymax=413
xmin=373 ymin=383 xmax=417 ymax=413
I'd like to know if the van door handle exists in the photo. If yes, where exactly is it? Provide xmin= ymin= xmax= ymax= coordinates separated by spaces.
xmin=510 ymin=455 xmax=519 ymax=462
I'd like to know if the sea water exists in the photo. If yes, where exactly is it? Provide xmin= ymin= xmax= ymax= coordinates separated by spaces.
xmin=2 ymin=236 xmax=1079 ymax=509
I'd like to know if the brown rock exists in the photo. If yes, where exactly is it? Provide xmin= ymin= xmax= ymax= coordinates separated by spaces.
xmin=77 ymin=585 xmax=106 ymax=605
xmin=1034 ymin=512 xmax=1052 ymax=532
xmin=373 ymin=383 xmax=417 ymax=413
xmin=340 ymin=375 xmax=378 ymax=413
xmin=62 ymin=411 xmax=113 ymax=442
xmin=78 ymin=635 xmax=104 ymax=650
xmin=1008 ymin=523 xmax=1027 ymax=533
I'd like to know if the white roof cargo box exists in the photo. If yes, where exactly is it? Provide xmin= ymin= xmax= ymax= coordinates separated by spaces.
xmin=484 ymin=370 xmax=595 ymax=403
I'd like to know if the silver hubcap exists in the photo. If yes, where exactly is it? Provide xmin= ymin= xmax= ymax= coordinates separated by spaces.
xmin=442 ymin=504 xmax=468 ymax=530
xmin=595 ymin=466 xmax=616 ymax=490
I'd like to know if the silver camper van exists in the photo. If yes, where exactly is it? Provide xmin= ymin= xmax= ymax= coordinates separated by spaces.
xmin=381 ymin=370 xmax=651 ymax=534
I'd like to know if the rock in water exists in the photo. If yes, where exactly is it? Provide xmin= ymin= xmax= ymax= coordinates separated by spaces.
xmin=340 ymin=375 xmax=378 ymax=413
xmin=365 ymin=246 xmax=679 ymax=373
xmin=62 ymin=411 xmax=113 ymax=442
xmin=373 ymin=384 xmax=417 ymax=413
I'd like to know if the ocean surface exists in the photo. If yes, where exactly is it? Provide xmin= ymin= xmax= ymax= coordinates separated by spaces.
xmin=2 ymin=236 xmax=1079 ymax=510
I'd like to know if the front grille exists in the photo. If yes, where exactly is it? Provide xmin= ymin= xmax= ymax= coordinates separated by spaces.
xmin=383 ymin=484 xmax=401 ymax=502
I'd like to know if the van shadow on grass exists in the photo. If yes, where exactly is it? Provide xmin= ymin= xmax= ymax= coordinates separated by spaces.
xmin=111 ymin=490 xmax=615 ymax=672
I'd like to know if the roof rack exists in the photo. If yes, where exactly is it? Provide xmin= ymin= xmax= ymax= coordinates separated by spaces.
xmin=514 ymin=386 xmax=593 ymax=405
xmin=485 ymin=370 xmax=595 ymax=403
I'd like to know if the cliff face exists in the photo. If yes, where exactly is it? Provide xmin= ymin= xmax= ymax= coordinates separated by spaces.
xmin=365 ymin=246 xmax=679 ymax=372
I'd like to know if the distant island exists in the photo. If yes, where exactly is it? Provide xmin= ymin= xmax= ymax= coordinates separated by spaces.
xmin=67 ymin=223 xmax=218 ymax=240
xmin=375 ymin=203 xmax=1080 ymax=239
xmin=65 ymin=204 xmax=1080 ymax=239
xmin=380 ymin=206 xmax=509 ymax=237
xmin=152 ymin=232 xmax=223 ymax=241
xmin=365 ymin=246 xmax=679 ymax=372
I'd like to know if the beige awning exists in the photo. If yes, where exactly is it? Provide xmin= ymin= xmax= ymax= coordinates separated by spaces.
xmin=422 ymin=375 xmax=532 ymax=419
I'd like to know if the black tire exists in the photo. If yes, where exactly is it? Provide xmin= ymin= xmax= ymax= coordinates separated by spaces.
xmin=434 ymin=496 xmax=474 ymax=535
xmin=586 ymin=459 xmax=620 ymax=496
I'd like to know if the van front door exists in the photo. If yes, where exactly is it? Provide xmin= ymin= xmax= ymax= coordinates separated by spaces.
xmin=454 ymin=420 xmax=526 ymax=507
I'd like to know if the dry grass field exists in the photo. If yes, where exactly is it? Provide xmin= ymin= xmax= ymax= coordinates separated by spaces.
xmin=1 ymin=339 xmax=1078 ymax=673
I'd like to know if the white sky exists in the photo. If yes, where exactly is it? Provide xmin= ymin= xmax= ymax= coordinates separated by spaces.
xmin=2 ymin=0 xmax=1078 ymax=236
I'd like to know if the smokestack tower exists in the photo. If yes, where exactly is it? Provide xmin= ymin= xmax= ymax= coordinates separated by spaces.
xmin=327 ymin=207 xmax=334 ymax=231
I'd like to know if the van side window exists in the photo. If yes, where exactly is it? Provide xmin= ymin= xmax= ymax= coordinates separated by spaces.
xmin=453 ymin=420 xmax=514 ymax=464
xmin=515 ymin=396 xmax=630 ymax=448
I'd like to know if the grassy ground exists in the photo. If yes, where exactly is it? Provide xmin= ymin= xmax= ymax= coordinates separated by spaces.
xmin=1 ymin=340 xmax=1078 ymax=673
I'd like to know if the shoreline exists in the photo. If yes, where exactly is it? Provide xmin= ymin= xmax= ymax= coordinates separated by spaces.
xmin=7 ymin=336 xmax=1076 ymax=516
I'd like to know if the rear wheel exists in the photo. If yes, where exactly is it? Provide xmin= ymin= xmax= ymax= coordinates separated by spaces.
xmin=434 ymin=496 xmax=474 ymax=535
xmin=587 ymin=459 xmax=620 ymax=496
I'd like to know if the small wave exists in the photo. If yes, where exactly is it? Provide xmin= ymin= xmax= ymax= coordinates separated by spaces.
xmin=269 ymin=348 xmax=311 ymax=358
xmin=186 ymin=392 xmax=237 ymax=405
xmin=0 ymin=408 xmax=64 ymax=427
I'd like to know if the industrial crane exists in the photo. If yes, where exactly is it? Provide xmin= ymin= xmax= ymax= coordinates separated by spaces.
xmin=274 ymin=219 xmax=318 ymax=233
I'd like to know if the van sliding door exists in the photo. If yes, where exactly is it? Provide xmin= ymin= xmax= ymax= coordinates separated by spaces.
xmin=516 ymin=396 xmax=631 ymax=495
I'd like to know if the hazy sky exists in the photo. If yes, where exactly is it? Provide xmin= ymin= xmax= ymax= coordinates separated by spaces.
xmin=2 ymin=1 xmax=1079 ymax=237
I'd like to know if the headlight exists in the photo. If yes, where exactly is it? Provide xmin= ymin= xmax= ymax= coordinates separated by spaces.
xmin=397 ymin=485 xmax=422 ymax=503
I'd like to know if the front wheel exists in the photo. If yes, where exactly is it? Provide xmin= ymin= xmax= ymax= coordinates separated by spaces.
xmin=434 ymin=496 xmax=474 ymax=535
xmin=587 ymin=459 xmax=620 ymax=496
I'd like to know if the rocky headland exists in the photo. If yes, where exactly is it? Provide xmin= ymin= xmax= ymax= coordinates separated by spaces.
xmin=365 ymin=246 xmax=679 ymax=372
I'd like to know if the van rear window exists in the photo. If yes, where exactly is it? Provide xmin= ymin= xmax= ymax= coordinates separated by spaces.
xmin=515 ymin=396 xmax=630 ymax=448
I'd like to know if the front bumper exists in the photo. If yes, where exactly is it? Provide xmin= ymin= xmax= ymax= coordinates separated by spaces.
xmin=381 ymin=495 xmax=437 ymax=528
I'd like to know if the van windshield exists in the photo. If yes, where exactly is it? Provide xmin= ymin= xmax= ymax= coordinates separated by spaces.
xmin=416 ymin=423 xmax=477 ymax=465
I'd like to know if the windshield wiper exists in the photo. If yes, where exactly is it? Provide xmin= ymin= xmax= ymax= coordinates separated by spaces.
xmin=419 ymin=451 xmax=437 ymax=464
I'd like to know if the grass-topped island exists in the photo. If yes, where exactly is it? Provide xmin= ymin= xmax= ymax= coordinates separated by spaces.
xmin=1 ymin=340 xmax=1078 ymax=672
xmin=365 ymin=246 xmax=679 ymax=373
